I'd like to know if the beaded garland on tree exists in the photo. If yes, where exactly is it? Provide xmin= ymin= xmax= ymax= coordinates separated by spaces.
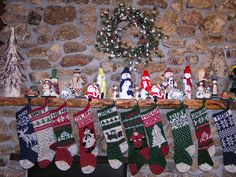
xmin=95 ymin=3 xmax=165 ymax=70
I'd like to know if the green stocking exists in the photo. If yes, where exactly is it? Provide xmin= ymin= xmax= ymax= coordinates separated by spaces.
xmin=120 ymin=106 xmax=150 ymax=176
xmin=167 ymin=104 xmax=195 ymax=173
xmin=97 ymin=104 xmax=128 ymax=169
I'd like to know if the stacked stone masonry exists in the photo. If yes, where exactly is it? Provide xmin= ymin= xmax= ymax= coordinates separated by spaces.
xmin=0 ymin=0 xmax=236 ymax=176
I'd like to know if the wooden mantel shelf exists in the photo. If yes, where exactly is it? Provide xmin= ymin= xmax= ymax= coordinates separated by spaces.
xmin=0 ymin=97 xmax=235 ymax=110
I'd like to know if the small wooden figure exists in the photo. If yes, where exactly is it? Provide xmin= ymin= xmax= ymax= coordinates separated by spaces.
xmin=112 ymin=85 xmax=118 ymax=100
xmin=96 ymin=68 xmax=107 ymax=99
xmin=183 ymin=66 xmax=192 ymax=99
xmin=69 ymin=69 xmax=85 ymax=97
xmin=50 ymin=69 xmax=59 ymax=97
xmin=134 ymin=86 xmax=141 ymax=100
xmin=119 ymin=67 xmax=134 ymax=99
xmin=140 ymin=70 xmax=151 ymax=99
xmin=211 ymin=77 xmax=218 ymax=99
xmin=85 ymin=84 xmax=100 ymax=99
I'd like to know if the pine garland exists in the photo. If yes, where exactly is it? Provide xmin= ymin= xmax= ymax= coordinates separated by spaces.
xmin=95 ymin=3 xmax=165 ymax=67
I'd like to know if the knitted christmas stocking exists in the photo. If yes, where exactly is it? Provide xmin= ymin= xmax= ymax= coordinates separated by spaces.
xmin=213 ymin=109 xmax=236 ymax=173
xmin=190 ymin=103 xmax=215 ymax=172
xmin=140 ymin=105 xmax=167 ymax=174
xmin=141 ymin=104 xmax=169 ymax=156
xmin=16 ymin=105 xmax=38 ymax=169
xmin=29 ymin=102 xmax=57 ymax=168
xmin=167 ymin=104 xmax=195 ymax=173
xmin=50 ymin=102 xmax=78 ymax=171
xmin=73 ymin=104 xmax=98 ymax=174
xmin=121 ymin=106 xmax=151 ymax=176
xmin=97 ymin=104 xmax=128 ymax=169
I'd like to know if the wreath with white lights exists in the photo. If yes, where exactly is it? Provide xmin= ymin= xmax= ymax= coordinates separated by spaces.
xmin=95 ymin=3 xmax=165 ymax=66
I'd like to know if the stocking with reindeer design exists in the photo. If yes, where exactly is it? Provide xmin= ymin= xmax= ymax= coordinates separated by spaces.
xmin=16 ymin=105 xmax=38 ymax=169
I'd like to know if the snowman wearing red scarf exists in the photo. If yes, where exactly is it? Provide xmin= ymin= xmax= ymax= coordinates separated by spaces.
xmin=140 ymin=70 xmax=151 ymax=99
xmin=183 ymin=66 xmax=193 ymax=99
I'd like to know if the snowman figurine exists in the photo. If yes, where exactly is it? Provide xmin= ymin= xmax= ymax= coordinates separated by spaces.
xmin=119 ymin=67 xmax=134 ymax=99
xmin=140 ymin=70 xmax=151 ymax=99
xmin=42 ymin=79 xmax=52 ymax=97
xmin=162 ymin=68 xmax=177 ymax=99
xmin=196 ymin=81 xmax=205 ymax=99
xmin=82 ymin=127 xmax=96 ymax=153
xmin=183 ymin=66 xmax=193 ymax=99
xmin=196 ymin=69 xmax=208 ymax=99
xmin=164 ymin=68 xmax=177 ymax=89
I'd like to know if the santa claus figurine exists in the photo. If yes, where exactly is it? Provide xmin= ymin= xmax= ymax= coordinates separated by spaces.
xmin=150 ymin=84 xmax=165 ymax=100
xmin=129 ymin=129 xmax=145 ymax=149
xmin=119 ymin=67 xmax=134 ymax=99
xmin=85 ymin=84 xmax=100 ymax=99
xmin=140 ymin=70 xmax=151 ymax=99
xmin=183 ymin=66 xmax=193 ymax=99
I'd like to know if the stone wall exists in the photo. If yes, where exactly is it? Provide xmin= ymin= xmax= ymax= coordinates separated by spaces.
xmin=0 ymin=0 xmax=236 ymax=177
xmin=0 ymin=0 xmax=236 ymax=91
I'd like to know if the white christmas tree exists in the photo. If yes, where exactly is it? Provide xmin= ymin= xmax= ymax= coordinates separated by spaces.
xmin=0 ymin=27 xmax=26 ymax=97
xmin=152 ymin=124 xmax=166 ymax=148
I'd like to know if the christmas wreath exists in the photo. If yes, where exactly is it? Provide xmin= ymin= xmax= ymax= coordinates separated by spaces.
xmin=95 ymin=3 xmax=165 ymax=66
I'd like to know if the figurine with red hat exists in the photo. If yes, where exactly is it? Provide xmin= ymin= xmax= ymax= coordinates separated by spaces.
xmin=183 ymin=66 xmax=193 ymax=99
xmin=140 ymin=70 xmax=151 ymax=99
xmin=129 ymin=129 xmax=145 ymax=149
xmin=85 ymin=83 xmax=100 ymax=99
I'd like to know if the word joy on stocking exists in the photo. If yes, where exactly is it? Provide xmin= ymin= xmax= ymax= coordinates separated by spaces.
xmin=0 ymin=97 xmax=235 ymax=110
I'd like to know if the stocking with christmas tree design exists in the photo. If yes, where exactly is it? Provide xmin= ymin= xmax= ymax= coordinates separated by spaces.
xmin=73 ymin=103 xmax=98 ymax=174
xmin=29 ymin=101 xmax=57 ymax=168
xmin=140 ymin=105 xmax=167 ymax=174
xmin=97 ymin=104 xmax=128 ymax=169
xmin=16 ymin=105 xmax=38 ymax=169
xmin=213 ymin=109 xmax=236 ymax=173
xmin=190 ymin=102 xmax=215 ymax=172
xmin=167 ymin=104 xmax=195 ymax=173
xmin=50 ymin=102 xmax=78 ymax=171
